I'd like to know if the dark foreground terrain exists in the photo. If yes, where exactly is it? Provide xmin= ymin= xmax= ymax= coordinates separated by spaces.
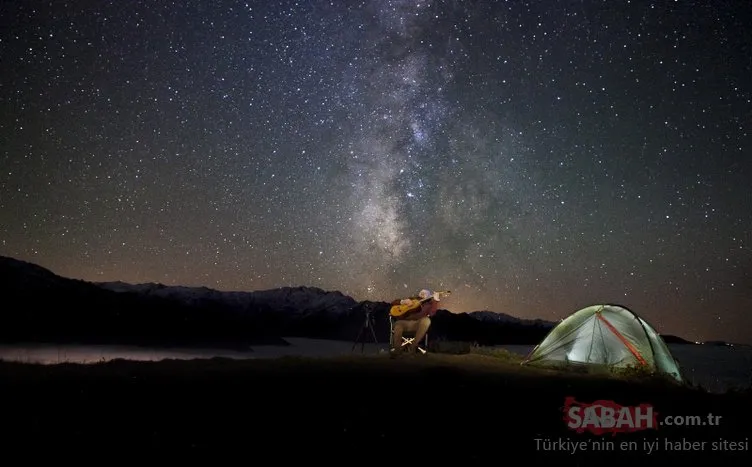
xmin=1 ymin=353 xmax=750 ymax=464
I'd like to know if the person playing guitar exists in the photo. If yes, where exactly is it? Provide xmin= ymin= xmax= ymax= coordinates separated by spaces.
xmin=389 ymin=289 xmax=450 ymax=357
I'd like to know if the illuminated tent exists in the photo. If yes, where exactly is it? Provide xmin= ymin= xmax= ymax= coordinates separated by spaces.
xmin=522 ymin=304 xmax=683 ymax=383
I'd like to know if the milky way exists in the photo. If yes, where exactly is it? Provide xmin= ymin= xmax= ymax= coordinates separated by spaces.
xmin=1 ymin=1 xmax=750 ymax=344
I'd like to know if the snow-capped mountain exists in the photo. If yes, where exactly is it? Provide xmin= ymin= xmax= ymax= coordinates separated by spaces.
xmin=0 ymin=255 xmax=620 ymax=348
xmin=95 ymin=281 xmax=362 ymax=324
xmin=470 ymin=310 xmax=556 ymax=327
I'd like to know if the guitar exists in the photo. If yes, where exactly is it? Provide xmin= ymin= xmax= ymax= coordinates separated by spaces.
xmin=389 ymin=290 xmax=451 ymax=317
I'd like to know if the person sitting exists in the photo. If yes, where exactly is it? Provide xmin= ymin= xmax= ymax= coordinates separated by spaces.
xmin=390 ymin=289 xmax=442 ymax=357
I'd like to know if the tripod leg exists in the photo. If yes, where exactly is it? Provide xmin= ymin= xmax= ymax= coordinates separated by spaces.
xmin=360 ymin=315 xmax=370 ymax=352
xmin=352 ymin=315 xmax=369 ymax=352
xmin=368 ymin=316 xmax=379 ymax=345
xmin=352 ymin=329 xmax=362 ymax=351
xmin=352 ymin=321 xmax=364 ymax=351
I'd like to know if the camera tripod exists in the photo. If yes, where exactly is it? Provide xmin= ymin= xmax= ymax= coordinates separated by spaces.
xmin=352 ymin=306 xmax=379 ymax=353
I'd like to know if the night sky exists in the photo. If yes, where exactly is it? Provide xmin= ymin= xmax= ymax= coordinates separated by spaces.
xmin=1 ymin=1 xmax=750 ymax=345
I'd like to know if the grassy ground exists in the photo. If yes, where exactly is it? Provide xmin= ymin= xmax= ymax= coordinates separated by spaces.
xmin=1 ymin=348 xmax=750 ymax=464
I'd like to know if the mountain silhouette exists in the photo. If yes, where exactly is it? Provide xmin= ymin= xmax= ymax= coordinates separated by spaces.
xmin=0 ymin=255 xmax=690 ymax=348
xmin=0 ymin=256 xmax=288 ymax=348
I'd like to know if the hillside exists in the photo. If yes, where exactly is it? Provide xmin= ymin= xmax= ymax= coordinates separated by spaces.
xmin=0 ymin=256 xmax=289 ymax=348
xmin=0 ymin=255 xmax=692 ymax=349
xmin=0 ymin=353 xmax=749 ymax=463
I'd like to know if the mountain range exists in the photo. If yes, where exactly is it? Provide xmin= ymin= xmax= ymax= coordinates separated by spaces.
xmin=0 ymin=255 xmax=692 ymax=349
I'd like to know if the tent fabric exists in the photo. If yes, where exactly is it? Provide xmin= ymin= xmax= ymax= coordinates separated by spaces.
xmin=523 ymin=304 xmax=683 ymax=382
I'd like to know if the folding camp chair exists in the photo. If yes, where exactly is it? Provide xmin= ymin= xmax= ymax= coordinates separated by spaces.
xmin=389 ymin=315 xmax=429 ymax=354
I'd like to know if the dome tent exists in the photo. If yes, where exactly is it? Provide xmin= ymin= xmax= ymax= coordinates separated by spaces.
xmin=522 ymin=304 xmax=683 ymax=383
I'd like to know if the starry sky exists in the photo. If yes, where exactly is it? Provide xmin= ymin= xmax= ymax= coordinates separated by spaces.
xmin=1 ymin=1 xmax=750 ymax=345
